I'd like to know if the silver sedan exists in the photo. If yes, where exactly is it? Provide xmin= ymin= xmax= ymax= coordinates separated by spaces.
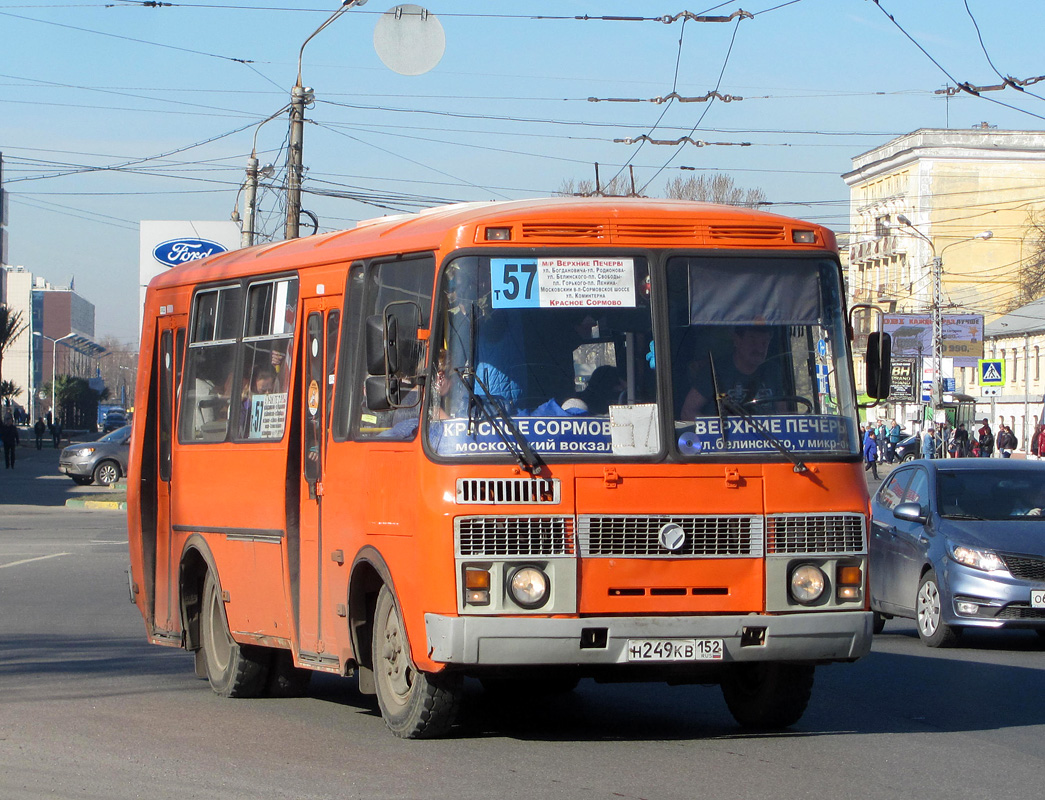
xmin=870 ymin=459 xmax=1045 ymax=646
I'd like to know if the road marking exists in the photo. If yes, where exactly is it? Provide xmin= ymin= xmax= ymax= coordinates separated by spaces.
xmin=0 ymin=552 xmax=72 ymax=569
xmin=90 ymin=540 xmax=128 ymax=545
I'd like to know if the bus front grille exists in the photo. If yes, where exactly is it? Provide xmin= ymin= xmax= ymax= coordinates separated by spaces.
xmin=456 ymin=478 xmax=560 ymax=505
xmin=456 ymin=516 xmax=575 ymax=556
xmin=577 ymin=515 xmax=764 ymax=558
xmin=766 ymin=514 xmax=866 ymax=554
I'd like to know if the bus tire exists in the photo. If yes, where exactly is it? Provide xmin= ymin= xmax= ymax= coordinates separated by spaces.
xmin=200 ymin=571 xmax=270 ymax=698
xmin=720 ymin=662 xmax=814 ymax=730
xmin=372 ymin=585 xmax=462 ymax=739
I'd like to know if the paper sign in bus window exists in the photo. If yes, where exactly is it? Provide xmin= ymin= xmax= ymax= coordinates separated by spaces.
xmin=490 ymin=258 xmax=636 ymax=309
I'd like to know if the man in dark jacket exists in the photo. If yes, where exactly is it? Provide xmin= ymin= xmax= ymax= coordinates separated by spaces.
xmin=1 ymin=414 xmax=19 ymax=469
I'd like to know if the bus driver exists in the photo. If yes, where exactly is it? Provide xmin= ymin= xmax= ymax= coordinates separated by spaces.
xmin=681 ymin=325 xmax=783 ymax=419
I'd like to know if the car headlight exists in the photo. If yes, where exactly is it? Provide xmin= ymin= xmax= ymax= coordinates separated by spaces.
xmin=73 ymin=447 xmax=96 ymax=457
xmin=790 ymin=564 xmax=827 ymax=605
xmin=507 ymin=566 xmax=550 ymax=609
xmin=951 ymin=545 xmax=1006 ymax=572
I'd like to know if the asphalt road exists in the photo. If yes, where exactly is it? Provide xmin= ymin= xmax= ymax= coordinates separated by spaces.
xmin=3 ymin=452 xmax=1044 ymax=799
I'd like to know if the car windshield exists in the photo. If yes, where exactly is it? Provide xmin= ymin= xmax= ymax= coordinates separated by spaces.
xmin=937 ymin=469 xmax=1045 ymax=520
xmin=99 ymin=425 xmax=131 ymax=444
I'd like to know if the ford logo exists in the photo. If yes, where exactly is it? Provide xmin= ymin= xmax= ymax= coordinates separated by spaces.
xmin=153 ymin=238 xmax=228 ymax=267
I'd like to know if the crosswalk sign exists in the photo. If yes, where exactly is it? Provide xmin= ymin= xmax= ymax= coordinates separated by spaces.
xmin=979 ymin=359 xmax=1005 ymax=385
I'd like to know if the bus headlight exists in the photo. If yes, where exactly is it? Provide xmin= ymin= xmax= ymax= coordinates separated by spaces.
xmin=507 ymin=566 xmax=549 ymax=609
xmin=790 ymin=564 xmax=826 ymax=605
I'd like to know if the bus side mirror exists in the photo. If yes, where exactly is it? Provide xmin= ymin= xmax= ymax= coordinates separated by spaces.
xmin=365 ymin=314 xmax=399 ymax=376
xmin=865 ymin=331 xmax=892 ymax=399
xmin=364 ymin=375 xmax=400 ymax=410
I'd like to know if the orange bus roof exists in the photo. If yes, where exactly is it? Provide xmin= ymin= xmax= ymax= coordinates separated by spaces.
xmin=147 ymin=197 xmax=836 ymax=291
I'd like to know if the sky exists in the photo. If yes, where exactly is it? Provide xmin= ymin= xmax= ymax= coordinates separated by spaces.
xmin=4 ymin=0 xmax=1045 ymax=349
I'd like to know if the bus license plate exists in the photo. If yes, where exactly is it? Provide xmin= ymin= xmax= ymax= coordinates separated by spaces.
xmin=1031 ymin=590 xmax=1045 ymax=608
xmin=627 ymin=638 xmax=723 ymax=662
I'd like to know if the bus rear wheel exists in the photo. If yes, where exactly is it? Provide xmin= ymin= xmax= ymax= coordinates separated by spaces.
xmin=200 ymin=571 xmax=269 ymax=698
xmin=372 ymin=585 xmax=462 ymax=739
xmin=720 ymin=662 xmax=814 ymax=730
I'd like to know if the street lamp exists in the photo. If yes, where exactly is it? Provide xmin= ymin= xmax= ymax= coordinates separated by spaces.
xmin=895 ymin=215 xmax=993 ymax=415
xmin=285 ymin=0 xmax=368 ymax=240
xmin=33 ymin=332 xmax=76 ymax=424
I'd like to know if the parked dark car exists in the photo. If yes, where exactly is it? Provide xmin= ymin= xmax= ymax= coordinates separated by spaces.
xmin=102 ymin=409 xmax=128 ymax=432
xmin=58 ymin=425 xmax=131 ymax=486
xmin=870 ymin=459 xmax=1045 ymax=646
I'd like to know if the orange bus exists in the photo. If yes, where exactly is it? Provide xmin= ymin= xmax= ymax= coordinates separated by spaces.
xmin=128 ymin=198 xmax=889 ymax=738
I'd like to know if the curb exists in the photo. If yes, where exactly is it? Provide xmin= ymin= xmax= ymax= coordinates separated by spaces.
xmin=65 ymin=497 xmax=127 ymax=510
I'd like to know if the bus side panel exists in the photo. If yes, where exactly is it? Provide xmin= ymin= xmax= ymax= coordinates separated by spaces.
xmin=170 ymin=445 xmax=292 ymax=640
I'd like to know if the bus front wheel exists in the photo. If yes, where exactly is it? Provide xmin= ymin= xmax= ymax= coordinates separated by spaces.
xmin=720 ymin=662 xmax=814 ymax=730
xmin=372 ymin=585 xmax=462 ymax=738
xmin=200 ymin=571 xmax=269 ymax=698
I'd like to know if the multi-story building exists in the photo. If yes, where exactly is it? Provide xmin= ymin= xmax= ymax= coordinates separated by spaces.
xmin=976 ymin=296 xmax=1045 ymax=449
xmin=1 ymin=265 xmax=105 ymax=420
xmin=844 ymin=128 xmax=1045 ymax=439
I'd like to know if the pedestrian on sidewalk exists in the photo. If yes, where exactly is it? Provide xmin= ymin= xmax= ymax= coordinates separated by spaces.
xmin=863 ymin=429 xmax=879 ymax=480
xmin=33 ymin=418 xmax=45 ymax=450
xmin=1 ymin=413 xmax=19 ymax=469
xmin=51 ymin=418 xmax=63 ymax=449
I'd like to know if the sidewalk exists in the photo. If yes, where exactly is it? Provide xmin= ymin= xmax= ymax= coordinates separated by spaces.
xmin=0 ymin=427 xmax=127 ymax=511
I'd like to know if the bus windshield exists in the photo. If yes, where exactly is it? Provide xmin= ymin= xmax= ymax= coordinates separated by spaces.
xmin=667 ymin=255 xmax=858 ymax=458
xmin=427 ymin=253 xmax=858 ymax=460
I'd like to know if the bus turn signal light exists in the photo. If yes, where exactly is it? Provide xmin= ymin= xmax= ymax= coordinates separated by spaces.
xmin=792 ymin=230 xmax=816 ymax=243
xmin=485 ymin=227 xmax=512 ymax=241
xmin=464 ymin=567 xmax=491 ymax=606
xmin=836 ymin=565 xmax=863 ymax=601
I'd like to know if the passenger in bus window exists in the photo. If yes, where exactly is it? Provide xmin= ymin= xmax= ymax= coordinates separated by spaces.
xmin=475 ymin=310 xmax=524 ymax=410
xmin=240 ymin=364 xmax=277 ymax=438
xmin=562 ymin=365 xmax=625 ymax=415
xmin=680 ymin=325 xmax=784 ymax=419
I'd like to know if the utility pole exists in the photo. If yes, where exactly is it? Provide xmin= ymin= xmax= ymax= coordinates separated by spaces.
xmin=285 ymin=84 xmax=309 ymax=240
xmin=931 ymin=254 xmax=944 ymax=411
xmin=284 ymin=0 xmax=368 ymax=241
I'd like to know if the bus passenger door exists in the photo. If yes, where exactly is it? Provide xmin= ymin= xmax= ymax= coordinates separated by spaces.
xmin=152 ymin=320 xmax=184 ymax=635
xmin=296 ymin=301 xmax=338 ymax=665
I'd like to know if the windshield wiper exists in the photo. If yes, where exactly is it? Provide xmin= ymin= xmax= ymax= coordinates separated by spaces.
xmin=708 ymin=352 xmax=807 ymax=473
xmin=942 ymin=512 xmax=985 ymax=520
xmin=716 ymin=393 xmax=809 ymax=474
xmin=453 ymin=367 xmax=545 ymax=476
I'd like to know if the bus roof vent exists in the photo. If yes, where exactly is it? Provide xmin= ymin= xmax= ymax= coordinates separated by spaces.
xmin=520 ymin=223 xmax=606 ymax=240
xmin=456 ymin=478 xmax=560 ymax=505
xmin=613 ymin=222 xmax=699 ymax=241
xmin=707 ymin=224 xmax=787 ymax=242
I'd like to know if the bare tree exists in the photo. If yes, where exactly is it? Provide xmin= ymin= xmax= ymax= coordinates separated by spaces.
xmin=1011 ymin=211 xmax=1045 ymax=309
xmin=664 ymin=174 xmax=767 ymax=207
xmin=556 ymin=175 xmax=636 ymax=197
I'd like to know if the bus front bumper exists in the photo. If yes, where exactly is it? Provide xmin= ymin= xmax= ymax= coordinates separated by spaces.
xmin=425 ymin=611 xmax=872 ymax=666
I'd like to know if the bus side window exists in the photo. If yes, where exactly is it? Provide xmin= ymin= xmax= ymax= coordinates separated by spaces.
xmin=238 ymin=277 xmax=298 ymax=441
xmin=352 ymin=256 xmax=435 ymax=440
xmin=179 ymin=286 xmax=242 ymax=443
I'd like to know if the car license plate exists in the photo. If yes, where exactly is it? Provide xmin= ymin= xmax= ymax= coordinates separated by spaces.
xmin=1031 ymin=590 xmax=1045 ymax=609
xmin=627 ymin=638 xmax=723 ymax=662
